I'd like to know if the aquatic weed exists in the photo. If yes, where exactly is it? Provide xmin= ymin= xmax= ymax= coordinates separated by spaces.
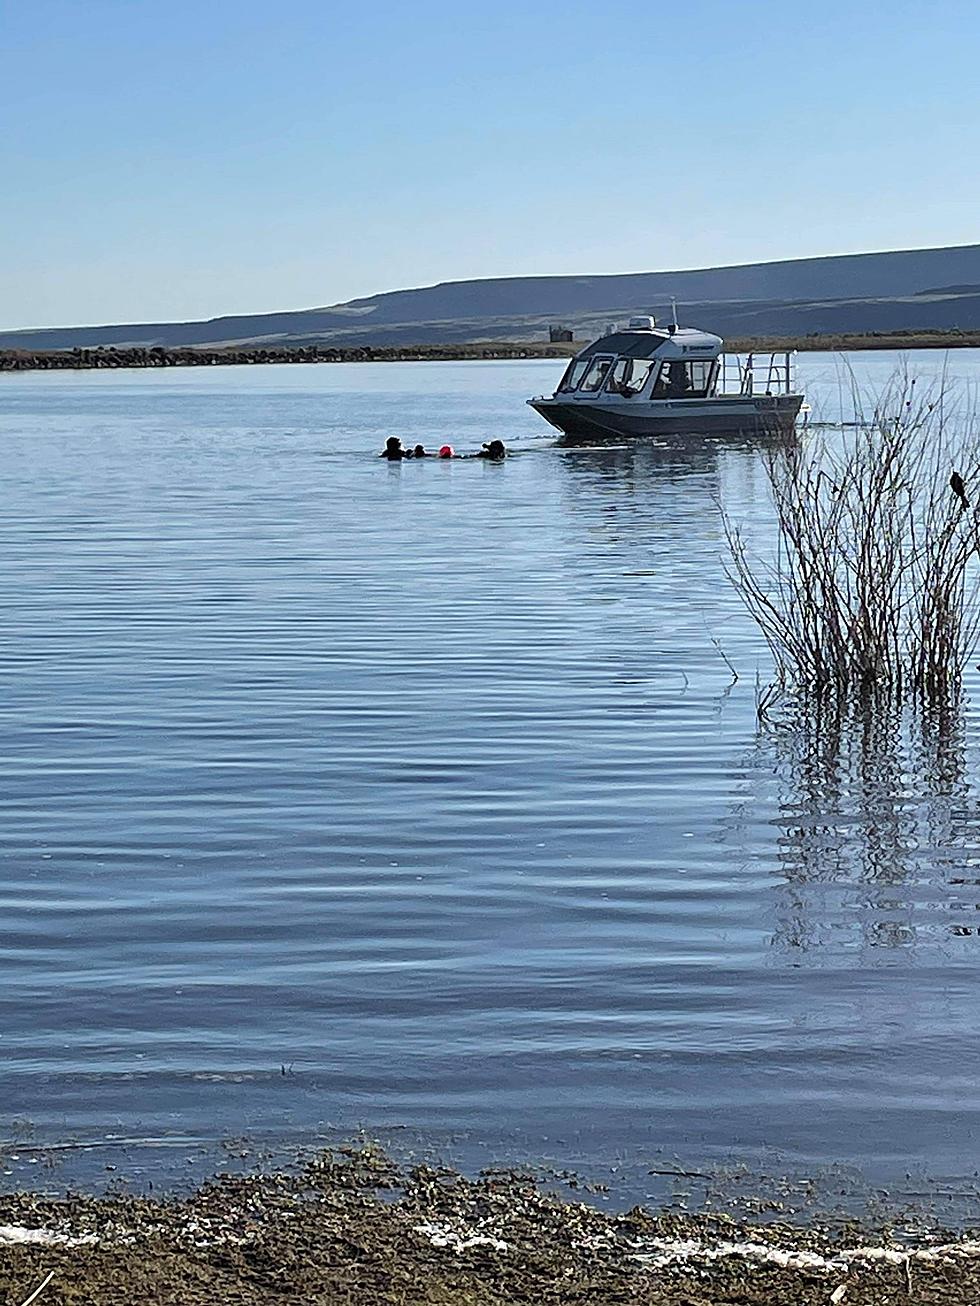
xmin=723 ymin=366 xmax=980 ymax=713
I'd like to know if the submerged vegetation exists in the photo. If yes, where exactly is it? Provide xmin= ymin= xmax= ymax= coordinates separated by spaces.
xmin=724 ymin=371 xmax=980 ymax=712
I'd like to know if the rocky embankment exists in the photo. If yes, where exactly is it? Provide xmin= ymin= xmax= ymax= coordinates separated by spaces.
xmin=0 ymin=342 xmax=574 ymax=372
xmin=3 ymin=330 xmax=979 ymax=374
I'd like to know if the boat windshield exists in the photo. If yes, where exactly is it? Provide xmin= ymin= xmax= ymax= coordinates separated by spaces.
xmin=604 ymin=357 xmax=657 ymax=397
xmin=558 ymin=358 xmax=590 ymax=392
xmin=579 ymin=356 xmax=614 ymax=393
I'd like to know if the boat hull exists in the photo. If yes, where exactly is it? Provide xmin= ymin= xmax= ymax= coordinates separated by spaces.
xmin=528 ymin=394 xmax=804 ymax=444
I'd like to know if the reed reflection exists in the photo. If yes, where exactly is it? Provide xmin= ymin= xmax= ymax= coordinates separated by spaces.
xmin=764 ymin=688 xmax=980 ymax=959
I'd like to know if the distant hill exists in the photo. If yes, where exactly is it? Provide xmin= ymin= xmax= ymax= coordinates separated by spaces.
xmin=916 ymin=283 xmax=980 ymax=295
xmin=4 ymin=243 xmax=980 ymax=352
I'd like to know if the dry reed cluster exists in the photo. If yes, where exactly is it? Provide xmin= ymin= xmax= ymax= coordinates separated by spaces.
xmin=725 ymin=371 xmax=980 ymax=710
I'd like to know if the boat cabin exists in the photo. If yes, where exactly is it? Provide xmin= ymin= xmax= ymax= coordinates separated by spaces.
xmin=528 ymin=315 xmax=803 ymax=442
xmin=556 ymin=317 xmax=723 ymax=402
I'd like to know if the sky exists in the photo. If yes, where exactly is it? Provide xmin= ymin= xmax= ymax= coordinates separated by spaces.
xmin=2 ymin=0 xmax=979 ymax=329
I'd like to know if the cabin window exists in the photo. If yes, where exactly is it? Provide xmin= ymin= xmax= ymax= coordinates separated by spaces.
xmin=579 ymin=356 xmax=614 ymax=393
xmin=651 ymin=359 xmax=717 ymax=399
xmin=605 ymin=357 xmax=656 ymax=396
xmin=686 ymin=360 xmax=716 ymax=396
xmin=558 ymin=358 xmax=591 ymax=392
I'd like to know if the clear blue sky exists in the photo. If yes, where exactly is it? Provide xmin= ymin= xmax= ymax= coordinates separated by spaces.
xmin=3 ymin=0 xmax=978 ymax=329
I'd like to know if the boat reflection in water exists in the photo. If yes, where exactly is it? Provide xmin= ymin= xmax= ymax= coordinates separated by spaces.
xmin=528 ymin=315 xmax=804 ymax=444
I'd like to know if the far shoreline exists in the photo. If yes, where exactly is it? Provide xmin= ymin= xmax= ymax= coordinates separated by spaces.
xmin=3 ymin=330 xmax=980 ymax=374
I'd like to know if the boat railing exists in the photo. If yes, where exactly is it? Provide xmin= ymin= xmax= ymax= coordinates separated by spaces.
xmin=718 ymin=351 xmax=797 ymax=396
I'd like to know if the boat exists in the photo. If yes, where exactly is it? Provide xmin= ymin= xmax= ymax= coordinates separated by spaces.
xmin=527 ymin=316 xmax=804 ymax=443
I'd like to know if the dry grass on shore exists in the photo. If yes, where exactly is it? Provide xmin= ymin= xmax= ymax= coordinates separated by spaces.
xmin=726 ymin=330 xmax=980 ymax=353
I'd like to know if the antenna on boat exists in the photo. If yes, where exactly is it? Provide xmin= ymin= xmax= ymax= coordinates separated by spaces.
xmin=670 ymin=297 xmax=679 ymax=330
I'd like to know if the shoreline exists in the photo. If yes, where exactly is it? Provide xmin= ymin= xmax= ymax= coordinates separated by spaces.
xmin=1 ymin=1146 xmax=978 ymax=1305
xmin=0 ymin=342 xmax=574 ymax=373
xmin=2 ymin=331 xmax=980 ymax=374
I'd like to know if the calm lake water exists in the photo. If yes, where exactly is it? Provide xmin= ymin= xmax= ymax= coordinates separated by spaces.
xmin=2 ymin=351 xmax=980 ymax=1204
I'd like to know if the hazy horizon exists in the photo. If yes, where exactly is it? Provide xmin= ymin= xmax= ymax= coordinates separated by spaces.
xmin=4 ymin=0 xmax=979 ymax=330
xmin=3 ymin=238 xmax=978 ymax=335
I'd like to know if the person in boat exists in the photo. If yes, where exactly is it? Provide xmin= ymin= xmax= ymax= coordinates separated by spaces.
xmin=413 ymin=444 xmax=428 ymax=458
xmin=477 ymin=439 xmax=506 ymax=461
xmin=381 ymin=437 xmax=406 ymax=460
xmin=667 ymin=363 xmax=691 ymax=397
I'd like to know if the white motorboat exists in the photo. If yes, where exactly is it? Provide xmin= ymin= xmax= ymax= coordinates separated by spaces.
xmin=527 ymin=316 xmax=804 ymax=443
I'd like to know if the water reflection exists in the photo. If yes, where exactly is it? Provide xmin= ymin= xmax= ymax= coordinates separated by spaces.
xmin=6 ymin=360 xmax=980 ymax=1193
xmin=555 ymin=431 xmax=789 ymax=490
xmin=558 ymin=439 xmax=720 ymax=484
xmin=761 ymin=691 xmax=980 ymax=959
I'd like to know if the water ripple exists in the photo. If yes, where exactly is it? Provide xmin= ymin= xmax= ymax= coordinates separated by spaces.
xmin=2 ymin=355 xmax=980 ymax=1190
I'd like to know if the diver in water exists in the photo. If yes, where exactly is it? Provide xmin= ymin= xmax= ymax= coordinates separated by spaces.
xmin=477 ymin=439 xmax=507 ymax=461
xmin=413 ymin=444 xmax=428 ymax=458
xmin=381 ymin=437 xmax=406 ymax=460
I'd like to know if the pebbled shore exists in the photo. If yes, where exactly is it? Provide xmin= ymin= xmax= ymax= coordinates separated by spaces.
xmin=1 ymin=1147 xmax=979 ymax=1305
